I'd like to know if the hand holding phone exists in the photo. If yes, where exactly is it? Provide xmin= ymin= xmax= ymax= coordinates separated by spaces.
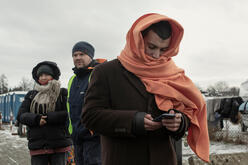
xmin=153 ymin=113 xmax=176 ymax=122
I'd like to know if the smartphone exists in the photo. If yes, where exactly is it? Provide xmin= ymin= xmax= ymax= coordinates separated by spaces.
xmin=153 ymin=113 xmax=176 ymax=122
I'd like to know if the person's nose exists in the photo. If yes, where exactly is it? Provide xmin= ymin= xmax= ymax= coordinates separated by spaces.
xmin=40 ymin=75 xmax=44 ymax=79
xmin=152 ymin=50 xmax=160 ymax=59
xmin=40 ymin=75 xmax=47 ymax=80
xmin=74 ymin=55 xmax=81 ymax=60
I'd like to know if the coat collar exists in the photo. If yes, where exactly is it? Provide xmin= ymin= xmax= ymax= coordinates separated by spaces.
xmin=121 ymin=64 xmax=148 ymax=99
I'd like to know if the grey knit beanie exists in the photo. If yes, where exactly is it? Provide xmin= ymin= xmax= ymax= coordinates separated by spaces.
xmin=72 ymin=41 xmax=95 ymax=59
xmin=36 ymin=65 xmax=54 ymax=78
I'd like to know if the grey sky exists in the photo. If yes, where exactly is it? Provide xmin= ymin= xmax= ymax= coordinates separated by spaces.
xmin=0 ymin=0 xmax=247 ymax=89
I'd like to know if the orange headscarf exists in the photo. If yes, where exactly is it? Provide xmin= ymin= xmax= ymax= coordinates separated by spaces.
xmin=118 ymin=13 xmax=209 ymax=162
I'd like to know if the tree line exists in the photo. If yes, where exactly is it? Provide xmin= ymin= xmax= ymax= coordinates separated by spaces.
xmin=196 ymin=81 xmax=240 ymax=97
xmin=0 ymin=74 xmax=240 ymax=96
xmin=0 ymin=74 xmax=34 ymax=94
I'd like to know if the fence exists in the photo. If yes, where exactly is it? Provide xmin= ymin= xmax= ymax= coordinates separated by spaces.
xmin=205 ymin=96 xmax=248 ymax=143
xmin=208 ymin=118 xmax=248 ymax=145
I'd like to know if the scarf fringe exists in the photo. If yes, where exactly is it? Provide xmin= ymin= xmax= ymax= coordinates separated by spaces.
xmin=30 ymin=80 xmax=61 ymax=114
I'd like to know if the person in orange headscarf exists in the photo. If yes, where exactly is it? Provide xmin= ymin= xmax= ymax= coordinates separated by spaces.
xmin=82 ymin=13 xmax=209 ymax=165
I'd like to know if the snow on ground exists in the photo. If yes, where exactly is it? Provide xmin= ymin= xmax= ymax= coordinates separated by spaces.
xmin=183 ymin=140 xmax=248 ymax=157
xmin=0 ymin=124 xmax=30 ymax=165
xmin=0 ymin=124 xmax=28 ymax=148
xmin=1 ymin=123 xmax=248 ymax=164
xmin=182 ymin=137 xmax=248 ymax=164
xmin=182 ymin=119 xmax=248 ymax=164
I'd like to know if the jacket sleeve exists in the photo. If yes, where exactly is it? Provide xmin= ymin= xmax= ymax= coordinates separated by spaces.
xmin=132 ymin=112 xmax=147 ymax=135
xmin=17 ymin=91 xmax=41 ymax=127
xmin=81 ymin=66 xmax=137 ymax=138
xmin=46 ymin=111 xmax=68 ymax=125
xmin=46 ymin=88 xmax=68 ymax=125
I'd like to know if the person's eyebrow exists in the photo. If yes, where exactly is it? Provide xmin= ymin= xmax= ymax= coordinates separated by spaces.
xmin=161 ymin=46 xmax=169 ymax=49
xmin=147 ymin=42 xmax=157 ymax=47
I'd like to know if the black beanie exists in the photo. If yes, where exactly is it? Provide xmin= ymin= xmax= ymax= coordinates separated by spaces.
xmin=36 ymin=65 xmax=54 ymax=78
xmin=72 ymin=41 xmax=95 ymax=59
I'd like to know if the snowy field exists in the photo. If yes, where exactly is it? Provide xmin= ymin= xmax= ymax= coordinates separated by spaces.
xmin=182 ymin=139 xmax=248 ymax=164
xmin=0 ymin=124 xmax=30 ymax=165
xmin=1 ymin=123 xmax=248 ymax=165
xmin=182 ymin=119 xmax=248 ymax=164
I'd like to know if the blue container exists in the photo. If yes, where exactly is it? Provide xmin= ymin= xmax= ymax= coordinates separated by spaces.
xmin=0 ymin=91 xmax=27 ymax=123
xmin=3 ymin=94 xmax=8 ymax=122
xmin=12 ymin=92 xmax=26 ymax=122
xmin=0 ymin=95 xmax=4 ymax=117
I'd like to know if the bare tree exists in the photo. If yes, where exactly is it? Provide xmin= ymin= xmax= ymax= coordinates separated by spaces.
xmin=18 ymin=77 xmax=34 ymax=91
xmin=229 ymin=87 xmax=240 ymax=96
xmin=0 ymin=74 xmax=8 ymax=94
xmin=206 ymin=85 xmax=217 ymax=96
xmin=214 ymin=81 xmax=229 ymax=94
xmin=10 ymin=77 xmax=34 ymax=92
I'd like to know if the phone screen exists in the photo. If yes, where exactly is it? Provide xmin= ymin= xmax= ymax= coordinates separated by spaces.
xmin=153 ymin=113 xmax=176 ymax=122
